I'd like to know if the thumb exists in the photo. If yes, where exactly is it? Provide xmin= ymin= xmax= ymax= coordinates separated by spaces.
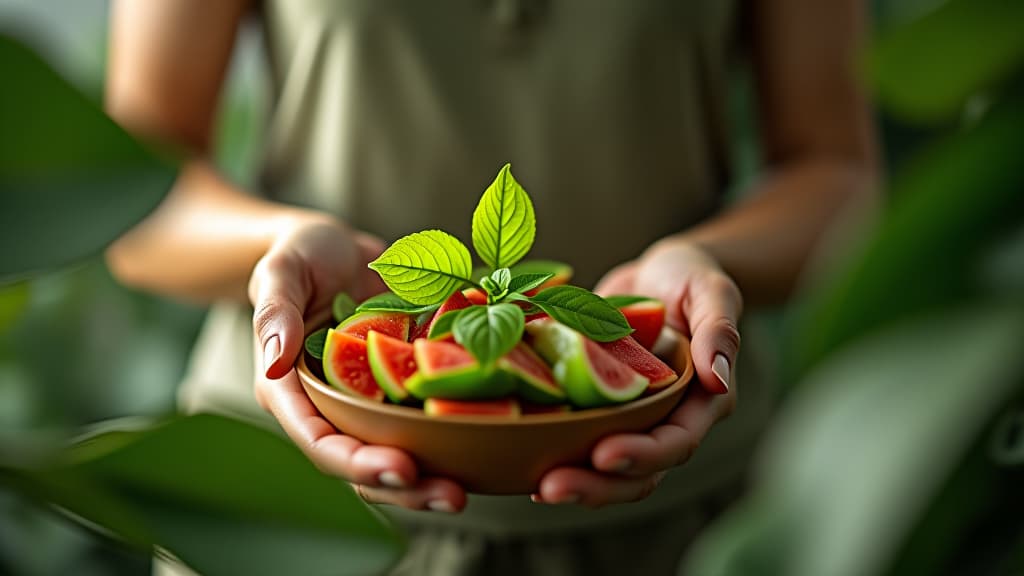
xmin=249 ymin=250 xmax=311 ymax=380
xmin=683 ymin=274 xmax=742 ymax=395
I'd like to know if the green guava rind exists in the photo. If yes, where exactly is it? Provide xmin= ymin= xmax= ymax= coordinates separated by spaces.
xmin=526 ymin=319 xmax=648 ymax=408
xmin=337 ymin=311 xmax=411 ymax=341
xmin=407 ymin=339 xmax=515 ymax=400
xmin=497 ymin=342 xmax=565 ymax=404
xmin=366 ymin=330 xmax=416 ymax=404
xmin=322 ymin=329 xmax=385 ymax=401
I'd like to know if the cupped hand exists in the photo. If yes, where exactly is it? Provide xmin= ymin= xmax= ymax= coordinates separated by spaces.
xmin=248 ymin=215 xmax=467 ymax=513
xmin=533 ymin=239 xmax=740 ymax=507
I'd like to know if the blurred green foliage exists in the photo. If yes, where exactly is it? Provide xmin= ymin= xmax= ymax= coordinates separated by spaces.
xmin=0 ymin=15 xmax=404 ymax=576
xmin=687 ymin=0 xmax=1024 ymax=574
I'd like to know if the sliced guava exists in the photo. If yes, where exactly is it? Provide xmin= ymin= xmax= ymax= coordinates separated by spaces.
xmin=337 ymin=311 xmax=411 ymax=341
xmin=405 ymin=339 xmax=514 ymax=400
xmin=461 ymin=287 xmax=488 ymax=305
xmin=497 ymin=342 xmax=565 ymax=404
xmin=611 ymin=297 xmax=666 ymax=351
xmin=366 ymin=330 xmax=418 ymax=403
xmin=421 ymin=291 xmax=473 ymax=340
xmin=322 ymin=329 xmax=384 ymax=401
xmin=525 ymin=319 xmax=649 ymax=408
xmin=599 ymin=335 xmax=677 ymax=393
xmin=424 ymin=397 xmax=520 ymax=418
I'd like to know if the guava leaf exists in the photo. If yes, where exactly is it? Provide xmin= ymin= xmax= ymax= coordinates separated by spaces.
xmin=452 ymin=304 xmax=524 ymax=366
xmin=428 ymin=309 xmax=464 ymax=340
xmin=520 ymin=286 xmax=633 ymax=342
xmin=303 ymin=328 xmax=328 ymax=361
xmin=491 ymin=268 xmax=512 ymax=292
xmin=472 ymin=164 xmax=536 ymax=270
xmin=507 ymin=273 xmax=553 ymax=295
xmin=368 ymin=230 xmax=473 ymax=306
xmin=355 ymin=292 xmax=439 ymax=315
xmin=0 ymin=34 xmax=177 ymax=283
xmin=331 ymin=293 xmax=358 ymax=323
xmin=603 ymin=295 xmax=656 ymax=308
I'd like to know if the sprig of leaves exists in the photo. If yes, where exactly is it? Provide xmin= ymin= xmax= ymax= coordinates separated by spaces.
xmin=366 ymin=164 xmax=632 ymax=364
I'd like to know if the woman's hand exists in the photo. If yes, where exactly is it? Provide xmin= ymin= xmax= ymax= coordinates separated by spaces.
xmin=249 ymin=216 xmax=468 ymax=513
xmin=532 ymin=239 xmax=740 ymax=507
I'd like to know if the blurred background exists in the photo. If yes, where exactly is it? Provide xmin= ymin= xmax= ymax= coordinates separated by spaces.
xmin=1 ymin=0 xmax=1022 ymax=574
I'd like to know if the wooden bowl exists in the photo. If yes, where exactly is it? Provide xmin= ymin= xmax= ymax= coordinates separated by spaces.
xmin=297 ymin=317 xmax=693 ymax=494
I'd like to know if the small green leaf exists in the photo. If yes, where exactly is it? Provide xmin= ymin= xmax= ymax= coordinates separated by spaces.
xmin=603 ymin=295 xmax=656 ymax=308
xmin=481 ymin=277 xmax=501 ymax=296
xmin=472 ymin=164 xmax=536 ymax=270
xmin=481 ymin=268 xmax=512 ymax=302
xmin=491 ymin=268 xmax=512 ymax=292
xmin=507 ymin=273 xmax=554 ymax=295
xmin=452 ymin=304 xmax=525 ymax=366
xmin=522 ymin=286 xmax=633 ymax=342
xmin=332 ymin=293 xmax=358 ymax=323
xmin=428 ymin=309 xmax=464 ymax=340
xmin=304 ymin=328 xmax=328 ymax=361
xmin=355 ymin=292 xmax=439 ymax=315
xmin=368 ymin=230 xmax=474 ymax=306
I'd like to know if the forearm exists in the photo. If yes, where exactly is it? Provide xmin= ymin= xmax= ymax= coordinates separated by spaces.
xmin=663 ymin=160 xmax=878 ymax=307
xmin=105 ymin=160 xmax=328 ymax=302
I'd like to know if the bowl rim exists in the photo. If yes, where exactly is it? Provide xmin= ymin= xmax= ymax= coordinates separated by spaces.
xmin=297 ymin=315 xmax=695 ymax=426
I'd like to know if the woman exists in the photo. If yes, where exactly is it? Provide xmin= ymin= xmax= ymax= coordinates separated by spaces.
xmin=105 ymin=0 xmax=875 ymax=573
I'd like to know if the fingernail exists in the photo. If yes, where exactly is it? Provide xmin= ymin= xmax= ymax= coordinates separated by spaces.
xmin=608 ymin=458 xmax=633 ymax=473
xmin=555 ymin=494 xmax=581 ymax=505
xmin=378 ymin=471 xmax=406 ymax=489
xmin=530 ymin=493 xmax=543 ymax=503
xmin=712 ymin=353 xmax=730 ymax=393
xmin=427 ymin=500 xmax=456 ymax=513
xmin=263 ymin=334 xmax=281 ymax=376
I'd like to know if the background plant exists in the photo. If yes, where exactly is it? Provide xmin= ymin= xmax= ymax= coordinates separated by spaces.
xmin=686 ymin=0 xmax=1024 ymax=574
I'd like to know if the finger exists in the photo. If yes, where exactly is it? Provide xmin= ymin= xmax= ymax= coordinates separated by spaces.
xmin=257 ymin=370 xmax=420 ymax=488
xmin=535 ymin=467 xmax=666 ymax=508
xmin=590 ymin=386 xmax=725 ymax=476
xmin=357 ymin=477 xmax=467 ymax=513
xmin=593 ymin=262 xmax=637 ymax=296
xmin=682 ymin=273 xmax=742 ymax=395
xmin=249 ymin=250 xmax=310 ymax=379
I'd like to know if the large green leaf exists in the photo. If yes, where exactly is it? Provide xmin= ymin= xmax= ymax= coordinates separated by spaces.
xmin=11 ymin=414 xmax=404 ymax=576
xmin=471 ymin=164 xmax=536 ymax=270
xmin=452 ymin=304 xmax=524 ymax=366
xmin=868 ymin=0 xmax=1024 ymax=123
xmin=0 ymin=35 xmax=178 ymax=283
xmin=789 ymin=99 xmax=1024 ymax=378
xmin=687 ymin=304 xmax=1024 ymax=576
xmin=519 ymin=286 xmax=633 ymax=342
xmin=368 ymin=230 xmax=474 ymax=305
